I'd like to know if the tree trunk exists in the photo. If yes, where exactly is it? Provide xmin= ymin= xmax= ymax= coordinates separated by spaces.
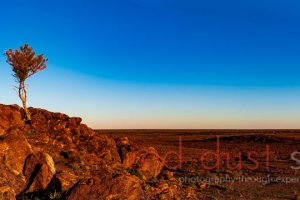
xmin=22 ymin=100 xmax=31 ymax=122
xmin=19 ymin=81 xmax=31 ymax=122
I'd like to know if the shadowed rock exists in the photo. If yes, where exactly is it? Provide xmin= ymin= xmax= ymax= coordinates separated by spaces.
xmin=23 ymin=152 xmax=56 ymax=193
xmin=116 ymin=137 xmax=139 ymax=167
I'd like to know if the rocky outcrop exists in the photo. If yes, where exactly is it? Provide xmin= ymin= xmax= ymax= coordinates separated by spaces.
xmin=65 ymin=172 xmax=145 ymax=200
xmin=28 ymin=107 xmax=121 ymax=166
xmin=0 ymin=104 xmax=123 ymax=199
xmin=0 ymin=104 xmax=178 ymax=199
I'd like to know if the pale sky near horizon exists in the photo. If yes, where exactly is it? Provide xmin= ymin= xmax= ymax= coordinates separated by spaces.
xmin=0 ymin=0 xmax=300 ymax=129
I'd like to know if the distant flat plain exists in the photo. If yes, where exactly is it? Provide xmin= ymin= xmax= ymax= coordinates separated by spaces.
xmin=96 ymin=129 xmax=300 ymax=199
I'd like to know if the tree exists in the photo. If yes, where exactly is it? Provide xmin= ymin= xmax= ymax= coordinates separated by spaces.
xmin=4 ymin=44 xmax=48 ymax=123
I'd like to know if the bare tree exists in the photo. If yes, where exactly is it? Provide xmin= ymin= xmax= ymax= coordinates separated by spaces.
xmin=4 ymin=44 xmax=48 ymax=123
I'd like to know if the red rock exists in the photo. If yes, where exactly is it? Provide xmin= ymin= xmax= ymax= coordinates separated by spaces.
xmin=116 ymin=137 xmax=163 ymax=179
xmin=0 ymin=104 xmax=142 ymax=198
xmin=0 ymin=104 xmax=23 ymax=129
xmin=27 ymin=106 xmax=121 ymax=165
xmin=65 ymin=173 xmax=145 ymax=200
xmin=116 ymin=137 xmax=139 ymax=167
xmin=0 ymin=163 xmax=27 ymax=196
xmin=3 ymin=127 xmax=33 ymax=175
xmin=23 ymin=152 xmax=56 ymax=193
xmin=135 ymin=147 xmax=163 ymax=180
xmin=0 ymin=126 xmax=32 ymax=197
xmin=0 ymin=186 xmax=16 ymax=200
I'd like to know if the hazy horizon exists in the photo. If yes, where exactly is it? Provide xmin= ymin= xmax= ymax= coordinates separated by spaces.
xmin=1 ymin=0 xmax=300 ymax=129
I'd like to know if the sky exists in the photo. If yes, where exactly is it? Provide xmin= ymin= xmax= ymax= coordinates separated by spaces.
xmin=0 ymin=0 xmax=300 ymax=129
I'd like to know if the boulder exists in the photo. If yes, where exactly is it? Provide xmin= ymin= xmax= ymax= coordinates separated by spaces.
xmin=23 ymin=152 xmax=56 ymax=193
xmin=0 ymin=127 xmax=32 ymax=197
xmin=3 ymin=127 xmax=33 ymax=175
xmin=135 ymin=147 xmax=163 ymax=180
xmin=0 ymin=104 xmax=23 ymax=130
xmin=65 ymin=173 xmax=145 ymax=200
xmin=116 ymin=137 xmax=139 ymax=168
xmin=116 ymin=137 xmax=163 ymax=180
xmin=0 ymin=163 xmax=27 ymax=196
xmin=116 ymin=136 xmax=130 ymax=146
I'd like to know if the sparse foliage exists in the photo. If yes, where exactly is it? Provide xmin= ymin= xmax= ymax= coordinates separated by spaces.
xmin=4 ymin=44 xmax=47 ymax=123
xmin=49 ymin=190 xmax=62 ymax=199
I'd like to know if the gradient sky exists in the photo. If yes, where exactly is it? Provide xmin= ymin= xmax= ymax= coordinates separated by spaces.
xmin=0 ymin=0 xmax=300 ymax=128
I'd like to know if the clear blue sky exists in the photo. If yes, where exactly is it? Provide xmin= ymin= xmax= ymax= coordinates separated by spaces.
xmin=0 ymin=0 xmax=299 ymax=128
